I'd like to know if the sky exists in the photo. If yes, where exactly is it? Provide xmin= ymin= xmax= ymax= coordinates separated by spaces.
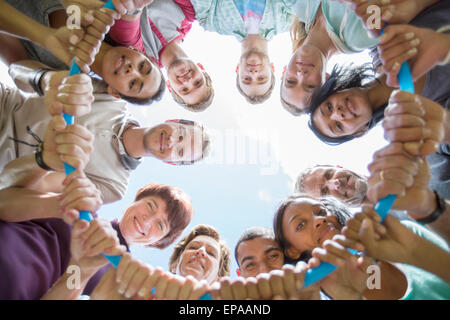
xmin=0 ymin=21 xmax=389 ymax=279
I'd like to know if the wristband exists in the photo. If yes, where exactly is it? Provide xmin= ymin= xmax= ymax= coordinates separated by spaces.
xmin=29 ymin=68 xmax=51 ymax=96
xmin=126 ymin=8 xmax=142 ymax=15
xmin=35 ymin=141 xmax=54 ymax=171
xmin=415 ymin=190 xmax=446 ymax=225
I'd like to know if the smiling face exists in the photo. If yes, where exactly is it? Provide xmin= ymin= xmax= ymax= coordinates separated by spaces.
xmin=143 ymin=122 xmax=204 ymax=163
xmin=102 ymin=46 xmax=162 ymax=99
xmin=237 ymin=237 xmax=284 ymax=278
xmin=119 ymin=195 xmax=170 ymax=245
xmin=302 ymin=166 xmax=368 ymax=206
xmin=237 ymin=50 xmax=273 ymax=97
xmin=281 ymin=197 xmax=342 ymax=260
xmin=312 ymin=88 xmax=373 ymax=138
xmin=167 ymin=58 xmax=208 ymax=105
xmin=281 ymin=44 xmax=326 ymax=112
xmin=175 ymin=235 xmax=221 ymax=284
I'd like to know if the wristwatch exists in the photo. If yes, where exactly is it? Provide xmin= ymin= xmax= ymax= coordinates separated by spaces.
xmin=416 ymin=190 xmax=446 ymax=225
xmin=126 ymin=8 xmax=142 ymax=15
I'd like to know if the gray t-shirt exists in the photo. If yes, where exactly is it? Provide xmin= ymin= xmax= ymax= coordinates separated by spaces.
xmin=0 ymin=83 xmax=139 ymax=204
xmin=5 ymin=0 xmax=67 ymax=69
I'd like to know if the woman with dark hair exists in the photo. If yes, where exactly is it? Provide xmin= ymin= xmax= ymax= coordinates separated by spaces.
xmin=280 ymin=0 xmax=444 ymax=116
xmin=308 ymin=0 xmax=450 ymax=145
xmin=307 ymin=63 xmax=395 ymax=145
xmin=273 ymin=194 xmax=353 ymax=263
xmin=272 ymin=193 xmax=450 ymax=299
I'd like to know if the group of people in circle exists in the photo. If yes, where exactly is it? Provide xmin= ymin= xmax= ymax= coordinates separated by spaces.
xmin=0 ymin=0 xmax=449 ymax=300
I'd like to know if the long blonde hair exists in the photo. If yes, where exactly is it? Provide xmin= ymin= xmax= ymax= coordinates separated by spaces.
xmin=290 ymin=17 xmax=307 ymax=52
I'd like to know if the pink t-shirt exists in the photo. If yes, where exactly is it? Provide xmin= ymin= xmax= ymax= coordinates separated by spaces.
xmin=108 ymin=0 xmax=196 ymax=65
xmin=108 ymin=18 xmax=145 ymax=52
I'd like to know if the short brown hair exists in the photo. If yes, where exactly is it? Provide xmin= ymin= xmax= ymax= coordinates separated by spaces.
xmin=169 ymin=224 xmax=230 ymax=279
xmin=236 ymin=68 xmax=275 ymax=104
xmin=170 ymin=72 xmax=215 ymax=112
xmin=134 ymin=184 xmax=193 ymax=249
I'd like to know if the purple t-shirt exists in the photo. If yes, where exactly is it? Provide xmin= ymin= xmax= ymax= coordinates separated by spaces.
xmin=0 ymin=218 xmax=128 ymax=299
xmin=0 ymin=218 xmax=71 ymax=300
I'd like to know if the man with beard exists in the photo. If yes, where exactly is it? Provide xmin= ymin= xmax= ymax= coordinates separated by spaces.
xmin=295 ymin=164 xmax=409 ymax=220
xmin=295 ymin=165 xmax=368 ymax=207
xmin=188 ymin=0 xmax=295 ymax=104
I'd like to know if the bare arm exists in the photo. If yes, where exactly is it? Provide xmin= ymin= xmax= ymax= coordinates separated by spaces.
xmin=0 ymin=1 xmax=52 ymax=44
xmin=43 ymin=218 xmax=125 ymax=300
xmin=346 ymin=211 xmax=450 ymax=284
xmin=8 ymin=60 xmax=55 ymax=93
xmin=0 ymin=154 xmax=64 ymax=222
xmin=41 ymin=258 xmax=95 ymax=300
xmin=407 ymin=234 xmax=450 ymax=284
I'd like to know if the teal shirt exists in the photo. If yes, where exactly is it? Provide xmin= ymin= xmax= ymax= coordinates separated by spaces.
xmin=293 ymin=0 xmax=379 ymax=53
xmin=396 ymin=221 xmax=450 ymax=300
xmin=190 ymin=0 xmax=296 ymax=41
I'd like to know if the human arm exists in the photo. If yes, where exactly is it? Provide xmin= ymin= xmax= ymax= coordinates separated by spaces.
xmin=336 ymin=0 xmax=442 ymax=38
xmin=107 ymin=252 xmax=210 ymax=300
xmin=383 ymin=90 xmax=445 ymax=155
xmin=377 ymin=24 xmax=450 ymax=87
xmin=0 ymin=115 xmax=94 ymax=221
xmin=209 ymin=262 xmax=320 ymax=300
xmin=306 ymin=235 xmax=370 ymax=300
xmin=7 ymin=65 xmax=95 ymax=118
xmin=367 ymin=143 xmax=450 ymax=244
xmin=0 ymin=176 xmax=61 ymax=222
xmin=8 ymin=60 xmax=55 ymax=93
xmin=60 ymin=0 xmax=105 ymax=27
xmin=0 ymin=1 xmax=87 ymax=68
xmin=42 ymin=217 xmax=126 ymax=299
xmin=344 ymin=207 xmax=450 ymax=284
xmin=0 ymin=0 xmax=119 ymax=73
xmin=90 ymin=267 xmax=128 ymax=300
xmin=0 ymin=80 xmax=95 ymax=220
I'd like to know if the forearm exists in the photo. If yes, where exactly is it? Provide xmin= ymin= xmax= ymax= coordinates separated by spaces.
xmin=41 ymin=259 xmax=97 ymax=300
xmin=0 ymin=1 xmax=52 ymax=47
xmin=8 ymin=60 xmax=54 ymax=93
xmin=407 ymin=235 xmax=450 ymax=284
xmin=0 ymin=154 xmax=49 ymax=189
xmin=0 ymin=187 xmax=60 ymax=222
